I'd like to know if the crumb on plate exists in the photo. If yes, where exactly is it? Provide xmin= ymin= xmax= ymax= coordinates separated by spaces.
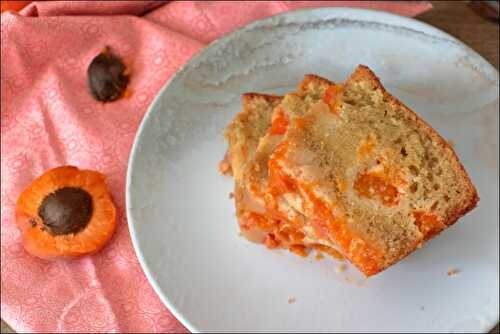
xmin=218 ymin=160 xmax=232 ymax=176
xmin=336 ymin=263 xmax=347 ymax=273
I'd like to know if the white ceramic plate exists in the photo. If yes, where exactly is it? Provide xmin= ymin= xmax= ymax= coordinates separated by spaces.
xmin=126 ymin=8 xmax=499 ymax=333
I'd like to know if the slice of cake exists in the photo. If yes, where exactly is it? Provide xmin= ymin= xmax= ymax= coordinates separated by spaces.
xmin=223 ymin=93 xmax=282 ymax=181
xmin=238 ymin=75 xmax=345 ymax=257
xmin=223 ymin=93 xmax=282 ymax=242
xmin=267 ymin=65 xmax=478 ymax=275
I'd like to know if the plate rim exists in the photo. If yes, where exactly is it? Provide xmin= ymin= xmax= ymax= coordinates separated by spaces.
xmin=126 ymin=7 xmax=499 ymax=333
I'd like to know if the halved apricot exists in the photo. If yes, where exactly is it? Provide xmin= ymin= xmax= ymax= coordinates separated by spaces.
xmin=1 ymin=1 xmax=30 ymax=12
xmin=15 ymin=166 xmax=116 ymax=259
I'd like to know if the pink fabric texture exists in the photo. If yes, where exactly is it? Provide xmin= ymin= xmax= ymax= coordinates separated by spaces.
xmin=1 ymin=1 xmax=432 ymax=332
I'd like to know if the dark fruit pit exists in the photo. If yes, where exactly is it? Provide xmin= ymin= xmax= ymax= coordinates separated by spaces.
xmin=87 ymin=47 xmax=129 ymax=102
xmin=38 ymin=187 xmax=93 ymax=235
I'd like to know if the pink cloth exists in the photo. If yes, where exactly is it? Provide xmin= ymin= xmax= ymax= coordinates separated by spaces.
xmin=1 ymin=1 xmax=432 ymax=332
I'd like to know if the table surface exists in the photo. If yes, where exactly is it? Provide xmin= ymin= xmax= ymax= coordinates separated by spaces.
xmin=1 ymin=1 xmax=498 ymax=333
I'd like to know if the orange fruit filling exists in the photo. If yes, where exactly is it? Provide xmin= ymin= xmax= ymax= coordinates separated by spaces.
xmin=239 ymin=211 xmax=275 ymax=232
xmin=264 ymin=234 xmax=280 ymax=249
xmin=289 ymin=244 xmax=308 ymax=257
xmin=313 ymin=244 xmax=344 ymax=260
xmin=269 ymin=107 xmax=289 ymax=135
xmin=354 ymin=171 xmax=400 ymax=206
xmin=267 ymin=141 xmax=385 ymax=275
xmin=357 ymin=134 xmax=377 ymax=160
xmin=413 ymin=211 xmax=446 ymax=241
xmin=322 ymin=84 xmax=343 ymax=114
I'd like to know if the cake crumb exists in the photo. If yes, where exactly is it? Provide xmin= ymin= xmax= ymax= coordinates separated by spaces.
xmin=315 ymin=252 xmax=324 ymax=260
xmin=218 ymin=153 xmax=232 ymax=176
xmin=288 ymin=297 xmax=296 ymax=304
xmin=336 ymin=263 xmax=347 ymax=273
xmin=447 ymin=268 xmax=460 ymax=276
xmin=448 ymin=139 xmax=455 ymax=148
xmin=229 ymin=192 xmax=234 ymax=199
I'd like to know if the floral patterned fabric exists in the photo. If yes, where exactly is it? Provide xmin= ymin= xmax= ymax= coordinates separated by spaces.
xmin=0 ymin=1 xmax=431 ymax=332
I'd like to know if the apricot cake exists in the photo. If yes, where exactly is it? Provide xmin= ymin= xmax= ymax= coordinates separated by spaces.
xmin=223 ymin=93 xmax=282 ymax=181
xmin=237 ymin=75 xmax=346 ymax=257
xmin=223 ymin=93 xmax=282 ymax=241
xmin=222 ymin=65 xmax=478 ymax=276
